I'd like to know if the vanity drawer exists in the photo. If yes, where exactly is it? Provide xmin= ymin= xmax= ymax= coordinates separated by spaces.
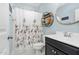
xmin=45 ymin=43 xmax=66 ymax=55
xmin=45 ymin=37 xmax=79 ymax=55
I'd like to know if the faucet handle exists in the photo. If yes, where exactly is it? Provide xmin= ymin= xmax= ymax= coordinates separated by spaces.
xmin=64 ymin=32 xmax=68 ymax=37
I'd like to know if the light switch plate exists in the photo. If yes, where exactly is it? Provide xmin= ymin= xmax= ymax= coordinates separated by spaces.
xmin=75 ymin=9 xmax=79 ymax=21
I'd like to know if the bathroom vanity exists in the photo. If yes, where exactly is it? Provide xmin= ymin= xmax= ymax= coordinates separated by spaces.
xmin=45 ymin=32 xmax=79 ymax=55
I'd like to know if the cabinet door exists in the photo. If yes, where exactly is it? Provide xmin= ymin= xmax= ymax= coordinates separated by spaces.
xmin=46 ymin=43 xmax=56 ymax=55
xmin=46 ymin=43 xmax=66 ymax=55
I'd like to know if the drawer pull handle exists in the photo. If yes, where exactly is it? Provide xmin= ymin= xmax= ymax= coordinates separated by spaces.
xmin=52 ymin=50 xmax=57 ymax=54
xmin=52 ymin=50 xmax=55 ymax=52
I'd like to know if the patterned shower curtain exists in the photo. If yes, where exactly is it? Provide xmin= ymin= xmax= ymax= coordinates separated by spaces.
xmin=12 ymin=7 xmax=43 ymax=54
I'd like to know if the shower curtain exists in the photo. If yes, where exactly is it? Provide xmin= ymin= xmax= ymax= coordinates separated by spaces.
xmin=11 ymin=7 xmax=43 ymax=54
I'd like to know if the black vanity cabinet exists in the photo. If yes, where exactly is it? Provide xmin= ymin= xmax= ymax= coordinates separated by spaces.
xmin=45 ymin=37 xmax=79 ymax=55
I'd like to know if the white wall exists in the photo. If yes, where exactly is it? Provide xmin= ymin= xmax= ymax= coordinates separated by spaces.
xmin=0 ymin=3 xmax=9 ymax=54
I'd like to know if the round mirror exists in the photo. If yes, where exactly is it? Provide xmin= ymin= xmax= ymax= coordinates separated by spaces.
xmin=56 ymin=3 xmax=79 ymax=25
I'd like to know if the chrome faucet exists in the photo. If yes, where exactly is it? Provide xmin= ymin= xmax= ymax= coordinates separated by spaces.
xmin=64 ymin=32 xmax=72 ymax=37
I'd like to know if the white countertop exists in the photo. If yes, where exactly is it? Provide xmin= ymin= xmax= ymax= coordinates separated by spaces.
xmin=45 ymin=32 xmax=79 ymax=48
